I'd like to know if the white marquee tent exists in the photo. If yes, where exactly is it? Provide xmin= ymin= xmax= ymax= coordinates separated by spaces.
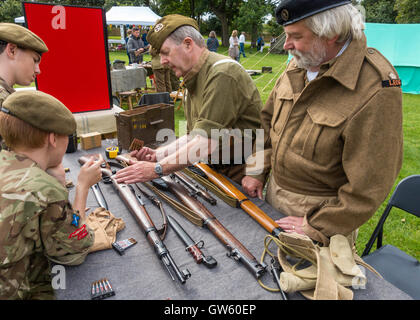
xmin=106 ymin=6 xmax=161 ymax=26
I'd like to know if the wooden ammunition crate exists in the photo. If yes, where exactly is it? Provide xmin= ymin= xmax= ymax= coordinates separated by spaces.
xmin=80 ymin=132 xmax=102 ymax=150
xmin=115 ymin=103 xmax=174 ymax=151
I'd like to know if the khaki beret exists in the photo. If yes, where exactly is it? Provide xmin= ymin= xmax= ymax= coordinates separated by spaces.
xmin=146 ymin=14 xmax=199 ymax=52
xmin=0 ymin=23 xmax=48 ymax=54
xmin=1 ymin=91 xmax=75 ymax=135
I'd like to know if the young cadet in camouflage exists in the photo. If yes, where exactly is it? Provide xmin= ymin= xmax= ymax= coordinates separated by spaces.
xmin=115 ymin=14 xmax=262 ymax=185
xmin=243 ymin=1 xmax=403 ymax=245
xmin=0 ymin=23 xmax=48 ymax=150
xmin=0 ymin=91 xmax=102 ymax=300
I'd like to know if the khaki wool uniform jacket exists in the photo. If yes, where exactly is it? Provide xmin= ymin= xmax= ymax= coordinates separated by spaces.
xmin=248 ymin=35 xmax=403 ymax=244
xmin=183 ymin=50 xmax=262 ymax=183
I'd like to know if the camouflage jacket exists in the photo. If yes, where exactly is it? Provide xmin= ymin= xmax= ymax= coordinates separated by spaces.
xmin=0 ymin=77 xmax=15 ymax=151
xmin=0 ymin=150 xmax=94 ymax=300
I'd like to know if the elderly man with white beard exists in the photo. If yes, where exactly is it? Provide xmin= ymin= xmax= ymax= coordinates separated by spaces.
xmin=242 ymin=0 xmax=403 ymax=246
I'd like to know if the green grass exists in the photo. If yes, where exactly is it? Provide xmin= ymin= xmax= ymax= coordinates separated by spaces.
xmin=113 ymin=45 xmax=420 ymax=260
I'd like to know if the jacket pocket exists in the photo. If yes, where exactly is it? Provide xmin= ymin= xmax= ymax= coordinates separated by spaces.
xmin=294 ymin=105 xmax=346 ymax=161
xmin=271 ymin=90 xmax=294 ymax=135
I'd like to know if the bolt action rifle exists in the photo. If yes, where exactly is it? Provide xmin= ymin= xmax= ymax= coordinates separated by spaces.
xmin=153 ymin=175 xmax=267 ymax=279
xmin=78 ymin=155 xmax=190 ymax=284
xmin=194 ymin=163 xmax=284 ymax=237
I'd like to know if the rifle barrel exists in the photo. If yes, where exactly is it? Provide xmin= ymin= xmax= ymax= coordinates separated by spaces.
xmin=78 ymin=156 xmax=190 ymax=284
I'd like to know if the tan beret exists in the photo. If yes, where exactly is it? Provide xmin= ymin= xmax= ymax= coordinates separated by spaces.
xmin=0 ymin=23 xmax=48 ymax=54
xmin=146 ymin=14 xmax=199 ymax=52
xmin=1 ymin=91 xmax=75 ymax=135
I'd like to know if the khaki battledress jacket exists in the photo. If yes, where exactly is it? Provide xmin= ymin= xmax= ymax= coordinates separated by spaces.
xmin=183 ymin=49 xmax=262 ymax=182
xmin=249 ymin=35 xmax=403 ymax=244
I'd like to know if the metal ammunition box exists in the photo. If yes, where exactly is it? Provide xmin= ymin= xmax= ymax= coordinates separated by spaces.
xmin=115 ymin=103 xmax=174 ymax=151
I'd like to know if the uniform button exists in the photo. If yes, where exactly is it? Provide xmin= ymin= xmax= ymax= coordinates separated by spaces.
xmin=368 ymin=48 xmax=375 ymax=54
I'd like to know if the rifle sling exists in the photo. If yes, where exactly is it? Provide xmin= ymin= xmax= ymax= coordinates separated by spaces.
xmin=182 ymin=168 xmax=238 ymax=208
xmin=143 ymin=183 xmax=203 ymax=227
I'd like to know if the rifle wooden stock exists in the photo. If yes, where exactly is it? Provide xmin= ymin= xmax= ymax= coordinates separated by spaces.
xmin=78 ymin=156 xmax=190 ymax=284
xmin=194 ymin=163 xmax=283 ymax=237
xmin=161 ymin=176 xmax=266 ymax=279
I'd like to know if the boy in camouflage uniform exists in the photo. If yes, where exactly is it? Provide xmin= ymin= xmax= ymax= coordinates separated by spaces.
xmin=0 ymin=23 xmax=48 ymax=150
xmin=0 ymin=91 xmax=103 ymax=299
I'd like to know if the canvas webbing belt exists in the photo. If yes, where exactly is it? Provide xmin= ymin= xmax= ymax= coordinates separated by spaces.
xmin=258 ymin=233 xmax=381 ymax=300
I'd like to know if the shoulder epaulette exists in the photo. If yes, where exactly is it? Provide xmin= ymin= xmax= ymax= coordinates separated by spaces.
xmin=365 ymin=47 xmax=402 ymax=88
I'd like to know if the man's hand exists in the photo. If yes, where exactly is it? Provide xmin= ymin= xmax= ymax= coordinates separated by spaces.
xmin=115 ymin=160 xmax=157 ymax=184
xmin=242 ymin=176 xmax=264 ymax=200
xmin=130 ymin=147 xmax=157 ymax=162
xmin=275 ymin=216 xmax=305 ymax=235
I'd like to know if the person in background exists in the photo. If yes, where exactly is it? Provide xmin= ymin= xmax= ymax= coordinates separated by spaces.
xmin=256 ymin=34 xmax=265 ymax=53
xmin=242 ymin=0 xmax=403 ymax=246
xmin=142 ymin=29 xmax=149 ymax=47
xmin=0 ymin=90 xmax=103 ymax=299
xmin=239 ymin=31 xmax=246 ymax=58
xmin=127 ymin=27 xmax=150 ymax=64
xmin=229 ymin=30 xmax=240 ymax=61
xmin=206 ymin=31 xmax=219 ymax=52
xmin=125 ymin=29 xmax=132 ymax=64
xmin=151 ymin=46 xmax=172 ymax=93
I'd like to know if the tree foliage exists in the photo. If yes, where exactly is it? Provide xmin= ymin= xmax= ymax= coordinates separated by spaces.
xmin=361 ymin=0 xmax=397 ymax=23
xmin=236 ymin=0 xmax=273 ymax=47
xmin=0 ymin=0 xmax=22 ymax=23
xmin=394 ymin=0 xmax=420 ymax=23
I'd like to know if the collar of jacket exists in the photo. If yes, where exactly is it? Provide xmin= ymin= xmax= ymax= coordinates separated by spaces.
xmin=0 ymin=76 xmax=15 ymax=95
xmin=183 ymin=49 xmax=210 ymax=94
xmin=288 ymin=34 xmax=367 ymax=91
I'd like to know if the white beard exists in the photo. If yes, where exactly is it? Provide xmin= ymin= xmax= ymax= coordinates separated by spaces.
xmin=290 ymin=38 xmax=327 ymax=70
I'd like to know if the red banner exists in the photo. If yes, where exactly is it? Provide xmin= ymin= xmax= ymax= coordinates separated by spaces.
xmin=23 ymin=2 xmax=112 ymax=113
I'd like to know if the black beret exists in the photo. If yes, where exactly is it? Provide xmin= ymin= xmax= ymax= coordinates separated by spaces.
xmin=275 ymin=0 xmax=352 ymax=26
xmin=1 ymin=91 xmax=76 ymax=135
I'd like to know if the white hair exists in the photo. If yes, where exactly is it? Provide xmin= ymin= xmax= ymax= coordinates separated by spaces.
xmin=304 ymin=4 xmax=365 ymax=43
xmin=167 ymin=25 xmax=205 ymax=48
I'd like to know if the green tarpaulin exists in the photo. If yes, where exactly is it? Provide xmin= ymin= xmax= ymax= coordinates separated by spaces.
xmin=287 ymin=23 xmax=420 ymax=94
xmin=365 ymin=23 xmax=420 ymax=94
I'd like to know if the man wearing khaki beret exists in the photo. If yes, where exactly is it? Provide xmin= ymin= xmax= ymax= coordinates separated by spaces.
xmin=242 ymin=1 xmax=403 ymax=246
xmin=0 ymin=23 xmax=48 ymax=151
xmin=0 ymin=91 xmax=103 ymax=299
xmin=115 ymin=14 xmax=262 ymax=185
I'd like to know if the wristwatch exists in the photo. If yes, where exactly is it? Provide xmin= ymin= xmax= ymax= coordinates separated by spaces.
xmin=154 ymin=162 xmax=164 ymax=178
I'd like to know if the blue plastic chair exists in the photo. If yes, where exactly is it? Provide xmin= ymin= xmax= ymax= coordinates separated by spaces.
xmin=362 ymin=175 xmax=420 ymax=299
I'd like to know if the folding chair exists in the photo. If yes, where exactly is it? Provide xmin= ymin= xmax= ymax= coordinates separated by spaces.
xmin=136 ymin=92 xmax=171 ymax=107
xmin=361 ymin=175 xmax=420 ymax=299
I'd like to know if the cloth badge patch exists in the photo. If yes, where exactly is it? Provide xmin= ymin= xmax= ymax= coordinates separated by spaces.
xmin=69 ymin=224 xmax=88 ymax=240
xmin=71 ymin=213 xmax=80 ymax=227
xmin=154 ymin=23 xmax=164 ymax=32
xmin=382 ymin=79 xmax=401 ymax=88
